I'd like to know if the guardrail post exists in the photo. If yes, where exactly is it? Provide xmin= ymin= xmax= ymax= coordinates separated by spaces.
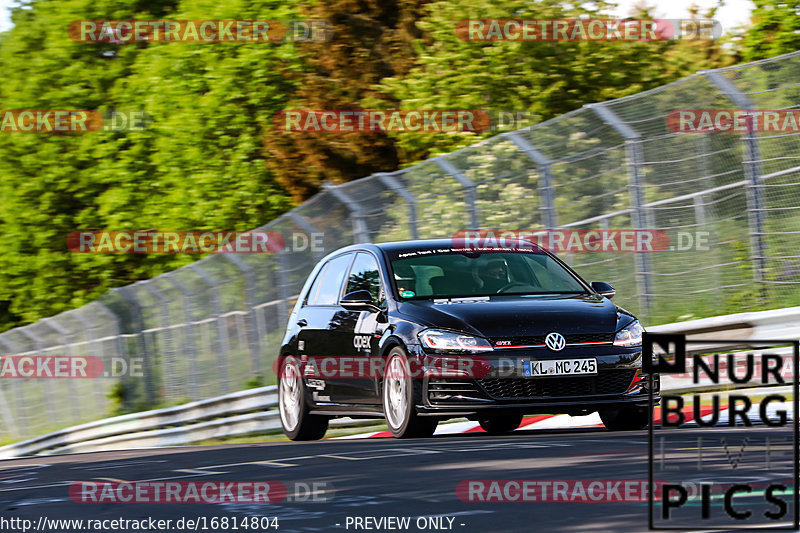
xmin=323 ymin=182 xmax=371 ymax=244
xmin=588 ymin=103 xmax=652 ymax=319
xmin=376 ymin=171 xmax=419 ymax=239
xmin=112 ymin=286 xmax=156 ymax=404
xmin=189 ymin=263 xmax=230 ymax=394
xmin=504 ymin=132 xmax=557 ymax=229
xmin=222 ymin=254 xmax=263 ymax=379
xmin=435 ymin=158 xmax=479 ymax=229
xmin=703 ymin=70 xmax=767 ymax=285
xmin=164 ymin=276 xmax=200 ymax=400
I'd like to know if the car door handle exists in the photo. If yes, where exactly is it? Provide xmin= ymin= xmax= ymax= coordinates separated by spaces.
xmin=296 ymin=319 xmax=308 ymax=327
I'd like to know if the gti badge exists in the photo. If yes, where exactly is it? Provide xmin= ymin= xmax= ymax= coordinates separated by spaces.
xmin=545 ymin=332 xmax=566 ymax=352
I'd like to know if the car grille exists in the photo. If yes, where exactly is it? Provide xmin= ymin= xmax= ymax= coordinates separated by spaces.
xmin=490 ymin=333 xmax=613 ymax=347
xmin=428 ymin=379 xmax=486 ymax=402
xmin=477 ymin=369 xmax=636 ymax=399
xmin=567 ymin=333 xmax=615 ymax=344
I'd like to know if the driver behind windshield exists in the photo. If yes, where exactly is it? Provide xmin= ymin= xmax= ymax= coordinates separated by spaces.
xmin=479 ymin=258 xmax=510 ymax=293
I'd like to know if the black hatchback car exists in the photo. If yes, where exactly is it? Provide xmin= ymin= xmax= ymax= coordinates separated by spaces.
xmin=277 ymin=239 xmax=658 ymax=439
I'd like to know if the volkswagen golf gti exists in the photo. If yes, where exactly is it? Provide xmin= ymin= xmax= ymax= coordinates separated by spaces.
xmin=277 ymin=239 xmax=658 ymax=439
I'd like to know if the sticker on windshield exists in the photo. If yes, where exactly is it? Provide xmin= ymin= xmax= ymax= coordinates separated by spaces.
xmin=401 ymin=290 xmax=415 ymax=298
xmin=433 ymin=296 xmax=491 ymax=305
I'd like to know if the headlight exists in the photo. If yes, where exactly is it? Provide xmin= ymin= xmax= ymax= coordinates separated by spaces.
xmin=613 ymin=320 xmax=643 ymax=347
xmin=419 ymin=329 xmax=493 ymax=353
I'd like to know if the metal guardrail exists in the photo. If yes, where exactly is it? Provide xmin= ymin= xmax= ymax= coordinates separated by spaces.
xmin=1 ymin=306 xmax=797 ymax=459
xmin=0 ymin=386 xmax=279 ymax=458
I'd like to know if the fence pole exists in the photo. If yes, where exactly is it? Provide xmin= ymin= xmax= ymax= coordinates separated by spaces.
xmin=17 ymin=327 xmax=56 ymax=416
xmin=275 ymin=249 xmax=293 ymax=329
xmin=164 ymin=276 xmax=200 ymax=400
xmin=435 ymin=158 xmax=479 ymax=229
xmin=504 ymin=132 xmax=557 ymax=229
xmin=376 ymin=171 xmax=419 ymax=239
xmin=41 ymin=317 xmax=82 ymax=420
xmin=141 ymin=281 xmax=178 ymax=401
xmin=189 ymin=263 xmax=230 ymax=394
xmin=69 ymin=308 xmax=114 ymax=413
xmin=92 ymin=301 xmax=128 ymax=379
xmin=222 ymin=255 xmax=263 ymax=378
xmin=588 ymin=103 xmax=652 ymax=319
xmin=323 ymin=182 xmax=371 ymax=243
xmin=286 ymin=212 xmax=326 ymax=261
xmin=0 ymin=337 xmax=22 ymax=438
xmin=703 ymin=69 xmax=766 ymax=285
xmin=112 ymin=286 xmax=156 ymax=404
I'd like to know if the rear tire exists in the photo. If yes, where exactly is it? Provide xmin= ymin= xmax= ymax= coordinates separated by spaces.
xmin=382 ymin=347 xmax=438 ymax=438
xmin=600 ymin=405 xmax=649 ymax=431
xmin=478 ymin=412 xmax=523 ymax=434
xmin=279 ymin=356 xmax=329 ymax=440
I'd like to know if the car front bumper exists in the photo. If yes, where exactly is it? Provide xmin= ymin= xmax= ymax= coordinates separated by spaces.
xmin=407 ymin=344 xmax=660 ymax=416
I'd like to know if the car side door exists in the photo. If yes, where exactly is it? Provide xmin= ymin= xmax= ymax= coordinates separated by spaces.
xmin=335 ymin=251 xmax=388 ymax=404
xmin=295 ymin=252 xmax=354 ymax=403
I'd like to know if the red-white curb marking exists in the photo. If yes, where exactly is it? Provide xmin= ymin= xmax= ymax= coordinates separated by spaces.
xmin=331 ymin=406 xmax=728 ymax=439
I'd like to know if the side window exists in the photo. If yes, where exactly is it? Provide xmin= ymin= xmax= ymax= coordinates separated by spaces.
xmin=345 ymin=252 xmax=384 ymax=306
xmin=305 ymin=253 xmax=353 ymax=306
xmin=304 ymin=263 xmax=329 ymax=306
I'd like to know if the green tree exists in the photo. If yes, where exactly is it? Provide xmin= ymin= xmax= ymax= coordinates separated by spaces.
xmin=0 ymin=0 xmax=296 ymax=330
xmin=739 ymin=0 xmax=800 ymax=60
xmin=380 ymin=0 xmax=730 ymax=161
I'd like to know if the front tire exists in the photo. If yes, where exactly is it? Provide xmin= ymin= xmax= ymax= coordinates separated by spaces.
xmin=600 ymin=405 xmax=649 ymax=431
xmin=478 ymin=412 xmax=523 ymax=434
xmin=279 ymin=356 xmax=329 ymax=440
xmin=382 ymin=347 xmax=437 ymax=438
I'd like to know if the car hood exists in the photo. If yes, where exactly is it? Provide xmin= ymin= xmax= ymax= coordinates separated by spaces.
xmin=397 ymin=294 xmax=624 ymax=338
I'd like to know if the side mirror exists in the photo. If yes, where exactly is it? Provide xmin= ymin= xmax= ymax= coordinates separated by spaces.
xmin=341 ymin=290 xmax=381 ymax=313
xmin=590 ymin=281 xmax=616 ymax=299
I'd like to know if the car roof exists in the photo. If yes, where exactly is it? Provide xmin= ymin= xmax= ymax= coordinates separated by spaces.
xmin=331 ymin=238 xmax=547 ymax=255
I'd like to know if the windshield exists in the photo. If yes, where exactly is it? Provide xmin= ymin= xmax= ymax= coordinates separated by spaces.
xmin=389 ymin=249 xmax=587 ymax=299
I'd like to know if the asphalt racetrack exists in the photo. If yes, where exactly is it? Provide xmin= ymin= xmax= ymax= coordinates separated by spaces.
xmin=0 ymin=425 xmax=795 ymax=533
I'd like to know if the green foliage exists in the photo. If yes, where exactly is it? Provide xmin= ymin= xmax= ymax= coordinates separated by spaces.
xmin=739 ymin=0 xmax=800 ymax=61
xmin=380 ymin=0 xmax=731 ymax=161
xmin=0 ymin=0 xmax=296 ymax=331
xmin=243 ymin=374 xmax=265 ymax=388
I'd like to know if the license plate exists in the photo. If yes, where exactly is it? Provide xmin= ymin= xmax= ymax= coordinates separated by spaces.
xmin=523 ymin=358 xmax=597 ymax=377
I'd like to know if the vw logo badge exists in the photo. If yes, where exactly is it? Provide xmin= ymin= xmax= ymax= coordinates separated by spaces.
xmin=545 ymin=332 xmax=566 ymax=352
